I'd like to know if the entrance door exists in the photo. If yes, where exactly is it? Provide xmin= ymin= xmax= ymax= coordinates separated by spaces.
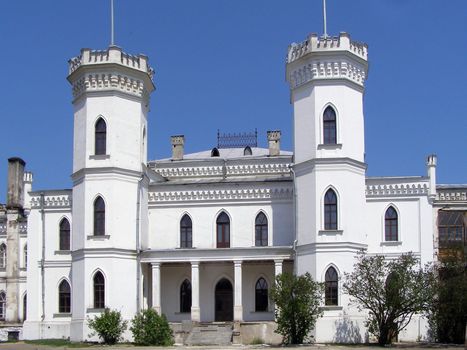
xmin=215 ymin=278 xmax=233 ymax=321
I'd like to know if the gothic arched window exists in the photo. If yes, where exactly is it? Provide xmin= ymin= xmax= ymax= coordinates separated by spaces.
xmin=255 ymin=278 xmax=268 ymax=312
xmin=59 ymin=218 xmax=70 ymax=250
xmin=0 ymin=292 xmax=5 ymax=320
xmin=93 ymin=271 xmax=105 ymax=309
xmin=324 ymin=189 xmax=338 ymax=230
xmin=216 ymin=212 xmax=230 ymax=248
xmin=94 ymin=197 xmax=105 ymax=236
xmin=0 ymin=244 xmax=6 ymax=268
xmin=211 ymin=148 xmax=220 ymax=157
xmin=385 ymin=207 xmax=398 ymax=241
xmin=58 ymin=280 xmax=71 ymax=313
xmin=325 ymin=267 xmax=338 ymax=306
xmin=23 ymin=294 xmax=27 ymax=321
xmin=323 ymin=106 xmax=337 ymax=144
xmin=95 ymin=118 xmax=107 ymax=155
xmin=243 ymin=146 xmax=252 ymax=156
xmin=180 ymin=279 xmax=192 ymax=313
xmin=255 ymin=212 xmax=268 ymax=247
xmin=180 ymin=215 xmax=193 ymax=248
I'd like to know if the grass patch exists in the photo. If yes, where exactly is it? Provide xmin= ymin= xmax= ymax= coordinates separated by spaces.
xmin=25 ymin=339 xmax=94 ymax=347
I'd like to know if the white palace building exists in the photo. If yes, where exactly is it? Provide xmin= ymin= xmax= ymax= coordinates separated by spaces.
xmin=0 ymin=26 xmax=466 ymax=344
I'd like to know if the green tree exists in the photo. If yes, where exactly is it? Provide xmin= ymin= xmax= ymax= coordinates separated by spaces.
xmin=87 ymin=308 xmax=127 ymax=345
xmin=343 ymin=252 xmax=435 ymax=346
xmin=270 ymin=272 xmax=324 ymax=344
xmin=130 ymin=308 xmax=174 ymax=346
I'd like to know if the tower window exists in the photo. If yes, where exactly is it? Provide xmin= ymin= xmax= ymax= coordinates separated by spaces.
xmin=324 ymin=189 xmax=338 ymax=230
xmin=95 ymin=118 xmax=107 ymax=155
xmin=93 ymin=197 xmax=105 ymax=236
xmin=325 ymin=266 xmax=338 ymax=306
xmin=255 ymin=278 xmax=268 ymax=312
xmin=59 ymin=218 xmax=71 ymax=250
xmin=180 ymin=214 xmax=193 ymax=248
xmin=385 ymin=207 xmax=398 ymax=241
xmin=243 ymin=146 xmax=252 ymax=156
xmin=255 ymin=212 xmax=268 ymax=247
xmin=211 ymin=148 xmax=220 ymax=157
xmin=180 ymin=279 xmax=192 ymax=313
xmin=0 ymin=244 xmax=6 ymax=269
xmin=216 ymin=212 xmax=230 ymax=248
xmin=58 ymin=280 xmax=71 ymax=313
xmin=93 ymin=271 xmax=105 ymax=309
xmin=0 ymin=292 xmax=5 ymax=320
xmin=323 ymin=106 xmax=337 ymax=144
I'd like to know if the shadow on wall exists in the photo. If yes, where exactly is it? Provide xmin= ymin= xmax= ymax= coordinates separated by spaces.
xmin=334 ymin=313 xmax=368 ymax=344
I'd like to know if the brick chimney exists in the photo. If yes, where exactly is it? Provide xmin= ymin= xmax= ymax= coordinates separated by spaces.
xmin=7 ymin=157 xmax=25 ymax=209
xmin=171 ymin=135 xmax=185 ymax=160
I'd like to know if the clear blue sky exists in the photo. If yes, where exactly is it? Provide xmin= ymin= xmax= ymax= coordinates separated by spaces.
xmin=0 ymin=1 xmax=466 ymax=200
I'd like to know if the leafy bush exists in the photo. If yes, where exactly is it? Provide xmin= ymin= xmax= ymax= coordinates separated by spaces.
xmin=130 ymin=308 xmax=174 ymax=346
xmin=87 ymin=308 xmax=127 ymax=344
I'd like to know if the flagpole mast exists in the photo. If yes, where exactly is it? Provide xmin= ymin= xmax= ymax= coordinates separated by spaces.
xmin=111 ymin=0 xmax=115 ymax=46
xmin=323 ymin=0 xmax=328 ymax=38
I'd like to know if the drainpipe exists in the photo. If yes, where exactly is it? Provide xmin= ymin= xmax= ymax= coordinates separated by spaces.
xmin=135 ymin=175 xmax=143 ymax=312
xmin=40 ymin=193 xmax=45 ymax=322
xmin=289 ymin=166 xmax=298 ymax=275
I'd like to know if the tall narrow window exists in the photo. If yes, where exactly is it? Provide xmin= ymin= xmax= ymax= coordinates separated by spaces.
xmin=0 ymin=244 xmax=6 ymax=268
xmin=23 ymin=294 xmax=27 ymax=321
xmin=94 ymin=197 xmax=105 ymax=236
xmin=0 ymin=292 xmax=5 ymax=320
xmin=323 ymin=106 xmax=337 ymax=144
xmin=180 ymin=279 xmax=192 ymax=313
xmin=59 ymin=218 xmax=71 ymax=250
xmin=255 ymin=212 xmax=268 ymax=247
xmin=95 ymin=118 xmax=107 ymax=155
xmin=255 ymin=278 xmax=268 ymax=312
xmin=180 ymin=215 xmax=193 ymax=248
xmin=59 ymin=280 xmax=71 ymax=313
xmin=385 ymin=207 xmax=398 ymax=241
xmin=216 ymin=212 xmax=230 ymax=248
xmin=324 ymin=189 xmax=338 ymax=230
xmin=23 ymin=244 xmax=27 ymax=268
xmin=93 ymin=272 xmax=105 ymax=309
xmin=325 ymin=267 xmax=338 ymax=306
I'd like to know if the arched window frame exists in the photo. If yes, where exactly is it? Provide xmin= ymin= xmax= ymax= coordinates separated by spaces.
xmin=180 ymin=214 xmax=193 ymax=248
xmin=22 ymin=293 xmax=27 ymax=321
xmin=216 ymin=211 xmax=230 ymax=248
xmin=255 ymin=277 xmax=269 ymax=312
xmin=384 ymin=206 xmax=399 ymax=242
xmin=59 ymin=217 xmax=71 ymax=251
xmin=324 ymin=266 xmax=339 ymax=306
xmin=93 ymin=271 xmax=105 ymax=309
xmin=94 ymin=117 xmax=107 ymax=155
xmin=180 ymin=279 xmax=192 ymax=313
xmin=322 ymin=105 xmax=337 ymax=145
xmin=0 ymin=291 xmax=5 ymax=320
xmin=211 ymin=148 xmax=220 ymax=157
xmin=58 ymin=279 xmax=71 ymax=313
xmin=93 ymin=196 xmax=106 ymax=236
xmin=323 ymin=188 xmax=338 ymax=230
xmin=243 ymin=146 xmax=252 ymax=156
xmin=255 ymin=212 xmax=268 ymax=247
xmin=0 ymin=244 xmax=6 ymax=269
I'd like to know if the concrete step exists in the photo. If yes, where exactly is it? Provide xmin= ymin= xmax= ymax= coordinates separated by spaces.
xmin=185 ymin=323 xmax=233 ymax=346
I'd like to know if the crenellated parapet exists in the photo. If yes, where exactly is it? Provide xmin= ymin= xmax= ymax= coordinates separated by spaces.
xmin=286 ymin=32 xmax=368 ymax=90
xmin=30 ymin=191 xmax=72 ymax=209
xmin=365 ymin=178 xmax=429 ymax=198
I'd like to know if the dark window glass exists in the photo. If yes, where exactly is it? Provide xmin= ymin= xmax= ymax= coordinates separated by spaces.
xmin=255 ymin=212 xmax=268 ymax=246
xmin=59 ymin=218 xmax=70 ymax=250
xmin=59 ymin=280 xmax=71 ymax=313
xmin=94 ymin=197 xmax=105 ymax=236
xmin=323 ymin=106 xmax=337 ymax=144
xmin=23 ymin=244 xmax=27 ymax=268
xmin=180 ymin=279 xmax=192 ymax=313
xmin=324 ymin=189 xmax=338 ymax=230
xmin=0 ymin=292 xmax=5 ymax=320
xmin=0 ymin=244 xmax=6 ymax=269
xmin=216 ymin=212 xmax=230 ymax=248
xmin=325 ymin=267 xmax=338 ymax=306
xmin=255 ymin=278 xmax=268 ymax=312
xmin=243 ymin=146 xmax=252 ymax=156
xmin=180 ymin=215 xmax=193 ymax=248
xmin=211 ymin=148 xmax=220 ymax=157
xmin=23 ymin=294 xmax=27 ymax=321
xmin=385 ymin=207 xmax=398 ymax=241
xmin=95 ymin=118 xmax=107 ymax=155
xmin=438 ymin=211 xmax=465 ymax=247
xmin=93 ymin=272 xmax=105 ymax=309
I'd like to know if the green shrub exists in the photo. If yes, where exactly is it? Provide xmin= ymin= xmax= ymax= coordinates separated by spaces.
xmin=87 ymin=308 xmax=127 ymax=344
xmin=250 ymin=337 xmax=264 ymax=344
xmin=130 ymin=308 xmax=174 ymax=346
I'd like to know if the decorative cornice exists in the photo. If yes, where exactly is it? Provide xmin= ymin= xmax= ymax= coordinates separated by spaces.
xmin=365 ymin=183 xmax=429 ymax=197
xmin=436 ymin=190 xmax=467 ymax=202
xmin=30 ymin=193 xmax=72 ymax=209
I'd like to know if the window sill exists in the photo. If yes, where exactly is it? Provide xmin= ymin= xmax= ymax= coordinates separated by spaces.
xmin=87 ymin=235 xmax=110 ymax=240
xmin=380 ymin=241 xmax=402 ymax=246
xmin=89 ymin=154 xmax=110 ymax=160
xmin=53 ymin=313 xmax=71 ymax=318
xmin=318 ymin=230 xmax=343 ymax=236
xmin=320 ymin=306 xmax=343 ymax=311
xmin=175 ymin=312 xmax=191 ymax=315
xmin=54 ymin=250 xmax=71 ymax=255
xmin=86 ymin=308 xmax=106 ymax=313
xmin=317 ymin=143 xmax=342 ymax=150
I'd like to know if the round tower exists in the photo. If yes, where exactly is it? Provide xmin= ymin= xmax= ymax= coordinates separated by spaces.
xmin=67 ymin=46 xmax=155 ymax=341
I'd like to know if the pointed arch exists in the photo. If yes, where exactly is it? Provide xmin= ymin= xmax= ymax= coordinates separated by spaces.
xmin=0 ymin=243 xmax=6 ymax=268
xmin=180 ymin=279 xmax=192 ymax=313
xmin=385 ymin=205 xmax=399 ymax=241
xmin=95 ymin=117 xmax=107 ymax=155
xmin=93 ymin=196 xmax=106 ymax=236
xmin=22 ymin=293 xmax=27 ymax=321
xmin=255 ymin=277 xmax=269 ymax=311
xmin=216 ymin=211 xmax=230 ymax=248
xmin=243 ymin=146 xmax=252 ymax=156
xmin=255 ymin=211 xmax=268 ymax=247
xmin=323 ymin=105 xmax=337 ymax=144
xmin=59 ymin=217 xmax=71 ymax=250
xmin=58 ymin=279 xmax=71 ymax=313
xmin=180 ymin=214 xmax=193 ymax=248
xmin=93 ymin=270 xmax=105 ymax=309
xmin=324 ymin=266 xmax=339 ymax=306
xmin=324 ymin=188 xmax=338 ymax=230
xmin=211 ymin=147 xmax=220 ymax=157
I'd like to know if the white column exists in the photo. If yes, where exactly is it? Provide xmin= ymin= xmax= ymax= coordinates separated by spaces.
xmin=191 ymin=261 xmax=200 ymax=322
xmin=234 ymin=260 xmax=243 ymax=321
xmin=151 ymin=262 xmax=161 ymax=314
xmin=274 ymin=260 xmax=283 ymax=317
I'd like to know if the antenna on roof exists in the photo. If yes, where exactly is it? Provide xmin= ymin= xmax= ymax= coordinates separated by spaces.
xmin=323 ymin=0 xmax=328 ymax=38
xmin=110 ymin=0 xmax=115 ymax=46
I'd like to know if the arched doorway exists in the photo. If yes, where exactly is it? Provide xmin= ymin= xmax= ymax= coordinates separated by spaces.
xmin=215 ymin=278 xmax=233 ymax=321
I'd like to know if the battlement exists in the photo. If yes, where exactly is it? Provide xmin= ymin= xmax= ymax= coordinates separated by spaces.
xmin=287 ymin=32 xmax=367 ymax=64
xmin=68 ymin=46 xmax=154 ymax=80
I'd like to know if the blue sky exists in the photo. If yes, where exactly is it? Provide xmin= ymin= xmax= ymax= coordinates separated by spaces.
xmin=0 ymin=1 xmax=466 ymax=200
